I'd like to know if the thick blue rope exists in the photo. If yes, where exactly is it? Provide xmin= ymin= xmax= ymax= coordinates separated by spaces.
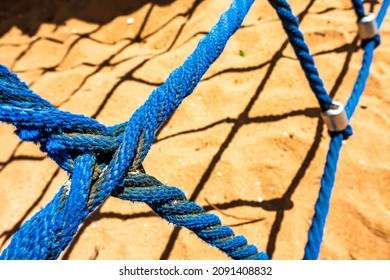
xmin=303 ymin=0 xmax=389 ymax=260
xmin=268 ymin=0 xmax=333 ymax=111
xmin=0 ymin=0 xmax=268 ymax=260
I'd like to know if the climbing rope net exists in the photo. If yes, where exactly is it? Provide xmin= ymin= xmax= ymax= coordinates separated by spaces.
xmin=0 ymin=0 xmax=388 ymax=260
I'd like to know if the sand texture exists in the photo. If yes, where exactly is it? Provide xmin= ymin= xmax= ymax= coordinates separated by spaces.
xmin=0 ymin=0 xmax=389 ymax=260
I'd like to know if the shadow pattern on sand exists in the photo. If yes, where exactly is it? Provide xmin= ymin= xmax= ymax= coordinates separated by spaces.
xmin=0 ymin=0 xmax=175 ymax=37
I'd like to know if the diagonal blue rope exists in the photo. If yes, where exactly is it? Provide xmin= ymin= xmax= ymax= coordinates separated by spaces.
xmin=377 ymin=0 xmax=390 ymax=28
xmin=268 ymin=0 xmax=333 ymax=111
xmin=0 ymin=0 xmax=268 ymax=260
xmin=303 ymin=0 xmax=389 ymax=260
xmin=351 ymin=0 xmax=366 ymax=19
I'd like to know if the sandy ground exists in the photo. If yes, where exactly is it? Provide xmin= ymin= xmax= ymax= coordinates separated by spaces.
xmin=0 ymin=0 xmax=389 ymax=260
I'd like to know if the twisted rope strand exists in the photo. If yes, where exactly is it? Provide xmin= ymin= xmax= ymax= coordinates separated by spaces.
xmin=268 ymin=0 xmax=333 ymax=111
xmin=114 ymin=173 xmax=267 ymax=260
xmin=347 ymin=0 xmax=390 ymax=118
xmin=303 ymin=134 xmax=343 ymax=260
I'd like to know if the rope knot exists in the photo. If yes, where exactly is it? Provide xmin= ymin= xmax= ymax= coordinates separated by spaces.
xmin=0 ymin=64 xmax=145 ymax=176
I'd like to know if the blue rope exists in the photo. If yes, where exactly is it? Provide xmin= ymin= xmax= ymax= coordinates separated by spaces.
xmin=377 ymin=0 xmax=390 ymax=28
xmin=351 ymin=0 xmax=366 ymax=19
xmin=303 ymin=0 xmax=389 ymax=260
xmin=267 ymin=0 xmax=333 ymax=111
xmin=0 ymin=0 xmax=268 ymax=260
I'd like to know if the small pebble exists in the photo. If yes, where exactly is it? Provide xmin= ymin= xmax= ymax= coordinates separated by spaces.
xmin=217 ymin=171 xmax=222 ymax=177
xmin=257 ymin=196 xmax=264 ymax=203
xmin=126 ymin=17 xmax=135 ymax=25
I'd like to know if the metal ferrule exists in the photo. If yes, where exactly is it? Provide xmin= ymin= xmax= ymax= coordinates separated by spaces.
xmin=321 ymin=101 xmax=349 ymax=132
xmin=358 ymin=13 xmax=378 ymax=40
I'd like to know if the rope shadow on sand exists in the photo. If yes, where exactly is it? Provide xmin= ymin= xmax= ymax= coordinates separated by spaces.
xmin=0 ymin=0 xmax=176 ymax=37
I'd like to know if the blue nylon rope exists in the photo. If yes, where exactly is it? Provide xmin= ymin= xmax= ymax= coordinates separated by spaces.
xmin=351 ymin=0 xmax=366 ymax=19
xmin=303 ymin=0 xmax=389 ymax=260
xmin=268 ymin=0 xmax=334 ymax=111
xmin=0 ymin=0 xmax=268 ymax=260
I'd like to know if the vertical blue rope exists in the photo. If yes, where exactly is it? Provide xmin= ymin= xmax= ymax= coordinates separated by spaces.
xmin=303 ymin=134 xmax=343 ymax=260
xmin=303 ymin=1 xmax=389 ymax=259
xmin=268 ymin=0 xmax=333 ymax=111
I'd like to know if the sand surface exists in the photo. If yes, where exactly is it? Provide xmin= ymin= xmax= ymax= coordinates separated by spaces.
xmin=0 ymin=0 xmax=389 ymax=260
